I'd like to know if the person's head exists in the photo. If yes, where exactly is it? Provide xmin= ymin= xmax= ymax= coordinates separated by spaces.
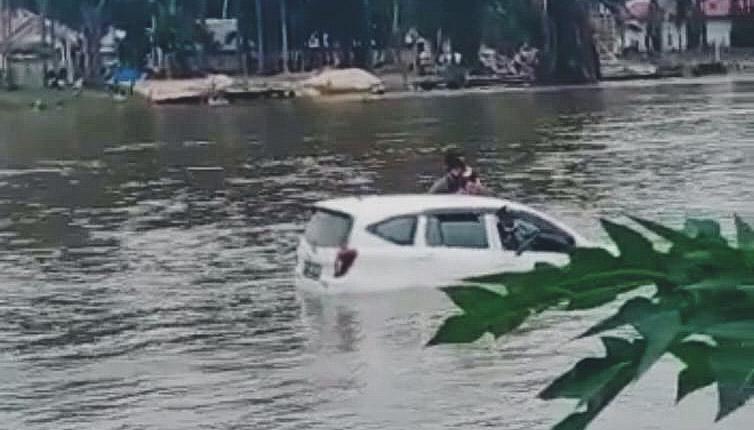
xmin=443 ymin=146 xmax=466 ymax=177
xmin=497 ymin=206 xmax=515 ymax=229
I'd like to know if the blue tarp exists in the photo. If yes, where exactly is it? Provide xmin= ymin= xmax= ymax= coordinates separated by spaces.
xmin=112 ymin=68 xmax=141 ymax=84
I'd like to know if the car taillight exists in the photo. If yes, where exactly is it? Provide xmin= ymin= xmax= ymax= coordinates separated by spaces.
xmin=334 ymin=247 xmax=358 ymax=278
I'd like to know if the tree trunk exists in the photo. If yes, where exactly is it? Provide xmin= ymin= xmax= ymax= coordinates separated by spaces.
xmin=539 ymin=0 xmax=600 ymax=84
xmin=1 ymin=0 xmax=7 ymax=87
xmin=255 ymin=0 xmax=264 ymax=74
xmin=355 ymin=0 xmax=371 ymax=69
xmin=199 ymin=0 xmax=207 ymax=72
xmin=390 ymin=0 xmax=408 ymax=87
xmin=687 ymin=0 xmax=707 ymax=49
xmin=81 ymin=0 xmax=107 ymax=86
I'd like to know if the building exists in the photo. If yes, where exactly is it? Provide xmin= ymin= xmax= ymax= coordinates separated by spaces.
xmin=704 ymin=0 xmax=733 ymax=47
xmin=1 ymin=8 xmax=81 ymax=87
xmin=202 ymin=18 xmax=243 ymax=73
xmin=591 ymin=0 xmax=751 ymax=54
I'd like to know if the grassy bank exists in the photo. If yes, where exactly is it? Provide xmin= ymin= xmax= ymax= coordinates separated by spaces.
xmin=0 ymin=88 xmax=112 ymax=111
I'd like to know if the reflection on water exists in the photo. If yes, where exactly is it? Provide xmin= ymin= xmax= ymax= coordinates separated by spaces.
xmin=1 ymin=78 xmax=753 ymax=429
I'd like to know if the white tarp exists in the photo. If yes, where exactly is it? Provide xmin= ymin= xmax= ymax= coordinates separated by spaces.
xmin=301 ymin=68 xmax=385 ymax=95
xmin=133 ymin=74 xmax=234 ymax=103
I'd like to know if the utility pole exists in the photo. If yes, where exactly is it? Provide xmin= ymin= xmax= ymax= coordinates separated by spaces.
xmin=280 ymin=0 xmax=289 ymax=74
xmin=255 ymin=0 xmax=264 ymax=74
xmin=39 ymin=0 xmax=48 ymax=86
xmin=362 ymin=0 xmax=371 ymax=69
xmin=1 ymin=0 xmax=6 ymax=84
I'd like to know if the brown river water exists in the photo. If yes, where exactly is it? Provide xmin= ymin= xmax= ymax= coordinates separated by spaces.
xmin=1 ymin=77 xmax=753 ymax=429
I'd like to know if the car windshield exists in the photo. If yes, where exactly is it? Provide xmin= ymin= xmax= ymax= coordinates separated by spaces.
xmin=499 ymin=209 xmax=575 ymax=253
xmin=304 ymin=209 xmax=353 ymax=247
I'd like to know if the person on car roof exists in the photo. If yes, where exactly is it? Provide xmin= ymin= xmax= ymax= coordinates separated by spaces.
xmin=428 ymin=147 xmax=468 ymax=194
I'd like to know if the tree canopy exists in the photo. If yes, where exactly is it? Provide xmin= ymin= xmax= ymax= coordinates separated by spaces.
xmin=430 ymin=215 xmax=754 ymax=429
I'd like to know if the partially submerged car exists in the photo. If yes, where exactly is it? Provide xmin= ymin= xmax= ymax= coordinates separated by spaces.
xmin=295 ymin=195 xmax=589 ymax=293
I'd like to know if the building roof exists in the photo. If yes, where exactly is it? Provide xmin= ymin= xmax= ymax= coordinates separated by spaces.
xmin=0 ymin=8 xmax=80 ymax=53
xmin=313 ymin=194 xmax=587 ymax=244
xmin=703 ymin=0 xmax=731 ymax=17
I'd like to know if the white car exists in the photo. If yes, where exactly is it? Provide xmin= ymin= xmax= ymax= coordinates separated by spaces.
xmin=295 ymin=195 xmax=590 ymax=294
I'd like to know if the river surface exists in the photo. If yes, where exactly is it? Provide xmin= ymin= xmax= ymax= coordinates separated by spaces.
xmin=1 ymin=77 xmax=753 ymax=430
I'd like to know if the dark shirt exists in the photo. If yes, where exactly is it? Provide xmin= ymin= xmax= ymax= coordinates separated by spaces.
xmin=428 ymin=174 xmax=464 ymax=194
xmin=499 ymin=220 xmax=541 ymax=254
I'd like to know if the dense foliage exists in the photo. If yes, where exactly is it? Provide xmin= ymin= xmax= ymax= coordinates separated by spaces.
xmin=2 ymin=0 xmax=622 ymax=82
xmin=9 ymin=0 xmax=754 ymax=82
xmin=430 ymin=215 xmax=754 ymax=429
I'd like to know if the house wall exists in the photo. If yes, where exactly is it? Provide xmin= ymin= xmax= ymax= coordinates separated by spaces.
xmin=624 ymin=28 xmax=647 ymax=52
xmin=8 ymin=58 xmax=44 ymax=88
xmin=624 ymin=22 xmax=689 ymax=53
xmin=707 ymin=20 xmax=733 ymax=47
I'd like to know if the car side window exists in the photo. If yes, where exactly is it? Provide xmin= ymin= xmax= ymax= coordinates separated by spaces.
xmin=426 ymin=213 xmax=489 ymax=249
xmin=368 ymin=216 xmax=417 ymax=245
xmin=498 ymin=209 xmax=575 ymax=253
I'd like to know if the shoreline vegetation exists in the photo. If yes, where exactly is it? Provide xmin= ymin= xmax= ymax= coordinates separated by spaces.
xmin=6 ymin=1 xmax=754 ymax=104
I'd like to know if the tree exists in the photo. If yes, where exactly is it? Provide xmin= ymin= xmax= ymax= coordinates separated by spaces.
xmin=430 ymin=215 xmax=754 ymax=429
xmin=80 ymin=0 xmax=109 ymax=83
xmin=645 ymin=0 xmax=663 ymax=53
xmin=539 ymin=0 xmax=602 ymax=83
xmin=686 ymin=0 xmax=707 ymax=49
xmin=280 ymin=0 xmax=289 ymax=73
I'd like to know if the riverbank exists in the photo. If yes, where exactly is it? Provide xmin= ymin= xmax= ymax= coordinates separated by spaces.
xmin=5 ymin=65 xmax=754 ymax=110
xmin=301 ymin=70 xmax=754 ymax=105
xmin=0 ymin=88 xmax=114 ymax=111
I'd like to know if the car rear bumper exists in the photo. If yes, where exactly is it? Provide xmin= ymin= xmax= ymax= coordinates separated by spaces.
xmin=294 ymin=272 xmax=350 ymax=294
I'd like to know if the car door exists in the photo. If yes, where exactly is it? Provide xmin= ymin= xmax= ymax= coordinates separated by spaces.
xmin=417 ymin=211 xmax=502 ymax=285
xmin=348 ymin=214 xmax=430 ymax=290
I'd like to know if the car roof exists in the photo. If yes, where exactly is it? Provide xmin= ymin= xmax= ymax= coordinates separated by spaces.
xmin=313 ymin=194 xmax=590 ymax=246
xmin=315 ymin=194 xmax=527 ymax=223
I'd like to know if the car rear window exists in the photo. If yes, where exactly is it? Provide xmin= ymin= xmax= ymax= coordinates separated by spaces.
xmin=368 ymin=216 xmax=417 ymax=245
xmin=305 ymin=209 xmax=353 ymax=247
xmin=426 ymin=213 xmax=489 ymax=249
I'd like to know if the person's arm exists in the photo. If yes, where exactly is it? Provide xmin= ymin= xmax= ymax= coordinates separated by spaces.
xmin=428 ymin=176 xmax=450 ymax=194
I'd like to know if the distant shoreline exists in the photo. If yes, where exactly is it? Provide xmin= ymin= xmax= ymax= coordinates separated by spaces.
xmin=305 ymin=71 xmax=754 ymax=104
xmin=4 ymin=71 xmax=754 ymax=110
